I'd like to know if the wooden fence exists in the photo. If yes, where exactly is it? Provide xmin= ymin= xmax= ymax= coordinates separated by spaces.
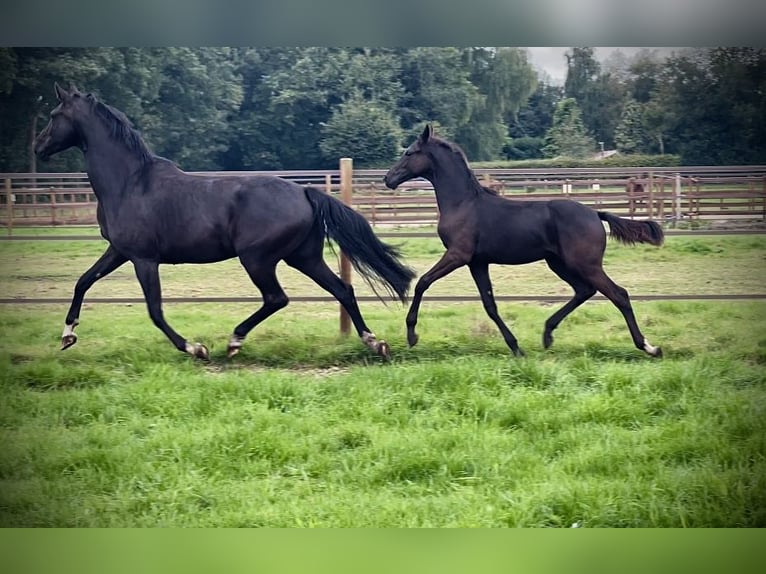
xmin=2 ymin=166 xmax=765 ymax=230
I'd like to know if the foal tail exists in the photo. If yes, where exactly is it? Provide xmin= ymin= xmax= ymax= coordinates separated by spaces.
xmin=304 ymin=186 xmax=415 ymax=302
xmin=598 ymin=211 xmax=665 ymax=246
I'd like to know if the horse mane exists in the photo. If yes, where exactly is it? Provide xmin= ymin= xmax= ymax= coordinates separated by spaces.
xmin=430 ymin=136 xmax=499 ymax=196
xmin=87 ymin=94 xmax=154 ymax=165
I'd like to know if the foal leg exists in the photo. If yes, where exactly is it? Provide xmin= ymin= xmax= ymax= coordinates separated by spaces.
xmin=468 ymin=263 xmax=525 ymax=357
xmin=287 ymin=254 xmax=391 ymax=359
xmin=584 ymin=267 xmax=662 ymax=358
xmin=227 ymin=259 xmax=289 ymax=358
xmin=406 ymin=250 xmax=468 ymax=347
xmin=61 ymin=245 xmax=128 ymax=350
xmin=132 ymin=259 xmax=209 ymax=360
xmin=542 ymin=255 xmax=596 ymax=350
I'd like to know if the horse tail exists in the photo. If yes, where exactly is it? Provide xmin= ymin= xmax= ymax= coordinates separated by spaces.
xmin=597 ymin=211 xmax=665 ymax=246
xmin=303 ymin=186 xmax=415 ymax=302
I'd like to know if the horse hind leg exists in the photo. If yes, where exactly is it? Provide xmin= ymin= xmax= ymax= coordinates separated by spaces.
xmin=228 ymin=258 xmax=289 ymax=358
xmin=584 ymin=267 xmax=662 ymax=358
xmin=542 ymin=256 xmax=596 ymax=350
xmin=286 ymin=251 xmax=391 ymax=360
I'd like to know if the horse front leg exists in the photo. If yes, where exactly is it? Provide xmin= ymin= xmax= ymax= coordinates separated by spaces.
xmin=132 ymin=259 xmax=209 ymax=360
xmin=61 ymin=245 xmax=127 ymax=350
xmin=469 ymin=263 xmax=525 ymax=357
xmin=406 ymin=250 xmax=467 ymax=347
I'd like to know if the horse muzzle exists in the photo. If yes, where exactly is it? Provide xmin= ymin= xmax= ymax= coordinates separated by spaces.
xmin=383 ymin=172 xmax=400 ymax=190
xmin=33 ymin=138 xmax=51 ymax=162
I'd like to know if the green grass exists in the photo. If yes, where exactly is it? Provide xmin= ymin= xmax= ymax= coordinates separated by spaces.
xmin=1 ymin=233 xmax=765 ymax=300
xmin=1 ymin=297 xmax=765 ymax=527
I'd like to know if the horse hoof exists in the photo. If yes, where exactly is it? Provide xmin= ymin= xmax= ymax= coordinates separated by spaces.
xmin=61 ymin=334 xmax=78 ymax=350
xmin=227 ymin=345 xmax=240 ymax=359
xmin=653 ymin=346 xmax=663 ymax=359
xmin=188 ymin=343 xmax=209 ymax=361
xmin=407 ymin=332 xmax=419 ymax=347
xmin=377 ymin=340 xmax=392 ymax=361
xmin=542 ymin=332 xmax=553 ymax=349
xmin=513 ymin=347 xmax=526 ymax=358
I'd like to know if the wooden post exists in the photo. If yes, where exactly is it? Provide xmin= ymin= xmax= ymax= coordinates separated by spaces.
xmin=5 ymin=178 xmax=12 ymax=235
xmin=339 ymin=158 xmax=353 ymax=336
xmin=648 ymin=172 xmax=655 ymax=220
xmin=325 ymin=173 xmax=332 ymax=194
xmin=50 ymin=187 xmax=57 ymax=225
xmin=673 ymin=173 xmax=681 ymax=225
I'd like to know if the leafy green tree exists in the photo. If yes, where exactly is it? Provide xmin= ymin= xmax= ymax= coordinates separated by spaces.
xmin=457 ymin=47 xmax=537 ymax=160
xmin=647 ymin=47 xmax=766 ymax=164
xmin=396 ymin=47 xmax=480 ymax=141
xmin=564 ymin=47 xmax=625 ymax=148
xmin=511 ymin=79 xmax=563 ymax=139
xmin=318 ymin=94 xmax=403 ymax=168
xmin=615 ymin=100 xmax=651 ymax=153
xmin=542 ymin=98 xmax=595 ymax=158
xmin=136 ymin=48 xmax=242 ymax=170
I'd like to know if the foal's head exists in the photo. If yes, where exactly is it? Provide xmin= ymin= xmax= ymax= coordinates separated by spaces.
xmin=34 ymin=83 xmax=91 ymax=161
xmin=384 ymin=124 xmax=439 ymax=189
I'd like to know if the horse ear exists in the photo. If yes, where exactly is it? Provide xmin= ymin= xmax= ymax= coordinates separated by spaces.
xmin=54 ymin=82 xmax=69 ymax=102
xmin=420 ymin=124 xmax=432 ymax=143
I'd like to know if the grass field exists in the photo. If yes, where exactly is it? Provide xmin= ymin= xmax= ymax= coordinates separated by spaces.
xmin=0 ymin=230 xmax=765 ymax=526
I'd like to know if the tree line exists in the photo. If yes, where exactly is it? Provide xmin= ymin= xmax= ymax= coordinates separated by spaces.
xmin=1 ymin=47 xmax=763 ymax=173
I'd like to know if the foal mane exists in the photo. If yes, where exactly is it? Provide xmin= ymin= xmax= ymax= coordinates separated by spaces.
xmin=429 ymin=136 xmax=499 ymax=197
xmin=86 ymin=94 xmax=154 ymax=165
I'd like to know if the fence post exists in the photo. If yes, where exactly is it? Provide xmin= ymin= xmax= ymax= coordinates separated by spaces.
xmin=5 ymin=178 xmax=12 ymax=235
xmin=339 ymin=158 xmax=353 ymax=336
xmin=50 ymin=187 xmax=57 ymax=226
xmin=648 ymin=172 xmax=655 ymax=220
xmin=673 ymin=173 xmax=681 ymax=225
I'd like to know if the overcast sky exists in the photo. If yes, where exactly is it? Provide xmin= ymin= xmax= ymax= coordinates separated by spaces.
xmin=526 ymin=47 xmax=679 ymax=84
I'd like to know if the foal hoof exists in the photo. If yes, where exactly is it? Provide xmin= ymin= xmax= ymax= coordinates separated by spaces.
xmin=407 ymin=332 xmax=419 ymax=348
xmin=512 ymin=346 xmax=526 ymax=358
xmin=186 ymin=342 xmax=210 ymax=361
xmin=61 ymin=333 xmax=78 ymax=350
xmin=542 ymin=332 xmax=553 ymax=349
xmin=652 ymin=346 xmax=663 ymax=359
xmin=376 ymin=340 xmax=392 ymax=361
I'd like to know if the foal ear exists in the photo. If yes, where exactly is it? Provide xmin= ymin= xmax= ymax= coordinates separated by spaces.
xmin=54 ymin=82 xmax=69 ymax=102
xmin=420 ymin=124 xmax=433 ymax=143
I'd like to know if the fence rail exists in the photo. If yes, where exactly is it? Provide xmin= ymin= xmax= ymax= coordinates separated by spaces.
xmin=3 ymin=166 xmax=765 ymax=230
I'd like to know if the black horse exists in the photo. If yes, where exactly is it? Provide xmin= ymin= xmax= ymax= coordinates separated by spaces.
xmin=384 ymin=125 xmax=664 ymax=357
xmin=34 ymin=83 xmax=414 ymax=360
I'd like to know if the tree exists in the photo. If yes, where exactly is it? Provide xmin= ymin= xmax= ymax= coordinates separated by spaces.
xmin=396 ymin=47 xmax=480 ymax=141
xmin=508 ymin=79 xmax=564 ymax=158
xmin=542 ymin=98 xmax=595 ymax=158
xmin=615 ymin=100 xmax=651 ymax=154
xmin=136 ymin=48 xmax=242 ymax=170
xmin=456 ymin=47 xmax=537 ymax=160
xmin=318 ymin=94 xmax=402 ymax=168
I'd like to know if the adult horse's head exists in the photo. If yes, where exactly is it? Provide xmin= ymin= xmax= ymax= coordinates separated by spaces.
xmin=383 ymin=124 xmax=436 ymax=189
xmin=34 ymin=82 xmax=89 ymax=161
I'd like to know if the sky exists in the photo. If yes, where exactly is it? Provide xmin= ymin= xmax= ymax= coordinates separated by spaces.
xmin=526 ymin=47 xmax=679 ymax=85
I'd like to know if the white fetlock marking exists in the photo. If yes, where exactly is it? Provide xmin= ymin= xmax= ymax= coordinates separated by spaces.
xmin=185 ymin=342 xmax=197 ymax=355
xmin=62 ymin=323 xmax=77 ymax=338
xmin=643 ymin=338 xmax=659 ymax=355
xmin=362 ymin=331 xmax=377 ymax=346
xmin=229 ymin=334 xmax=244 ymax=349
